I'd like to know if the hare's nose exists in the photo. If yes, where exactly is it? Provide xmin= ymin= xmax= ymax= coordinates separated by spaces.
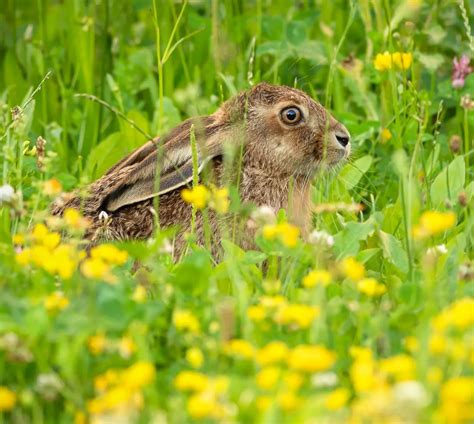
xmin=335 ymin=133 xmax=350 ymax=148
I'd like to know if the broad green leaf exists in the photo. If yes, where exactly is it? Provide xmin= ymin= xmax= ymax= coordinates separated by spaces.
xmin=378 ymin=230 xmax=409 ymax=274
xmin=430 ymin=156 xmax=465 ymax=206
xmin=339 ymin=155 xmax=373 ymax=190
xmin=334 ymin=220 xmax=375 ymax=258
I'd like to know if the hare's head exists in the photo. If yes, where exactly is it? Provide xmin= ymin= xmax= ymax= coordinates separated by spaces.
xmin=219 ymin=82 xmax=351 ymax=177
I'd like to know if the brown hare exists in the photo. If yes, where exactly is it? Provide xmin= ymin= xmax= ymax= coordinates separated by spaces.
xmin=52 ymin=82 xmax=350 ymax=254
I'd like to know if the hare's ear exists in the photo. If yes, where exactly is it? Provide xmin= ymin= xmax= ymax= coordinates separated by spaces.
xmin=103 ymin=117 xmax=224 ymax=212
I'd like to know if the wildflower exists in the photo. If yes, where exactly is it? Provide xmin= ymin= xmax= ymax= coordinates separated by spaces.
xmin=94 ymin=370 xmax=119 ymax=392
xmin=88 ymin=334 xmax=107 ymax=355
xmin=263 ymin=222 xmax=300 ymax=247
xmin=432 ymin=298 xmax=474 ymax=331
xmin=393 ymin=381 xmax=429 ymax=412
xmin=277 ymin=391 xmax=300 ymax=411
xmin=461 ymin=94 xmax=474 ymax=110
xmin=427 ymin=367 xmax=443 ymax=385
xmin=187 ymin=393 xmax=223 ymax=419
xmin=132 ymin=285 xmax=147 ymax=303
xmin=247 ymin=305 xmax=266 ymax=321
xmin=440 ymin=376 xmax=474 ymax=422
xmin=256 ymin=341 xmax=290 ymax=366
xmin=325 ymin=388 xmax=350 ymax=410
xmin=225 ymin=339 xmax=255 ymax=359
xmin=209 ymin=186 xmax=230 ymax=213
xmin=44 ymin=291 xmax=70 ymax=313
xmin=449 ymin=135 xmax=462 ymax=154
xmin=173 ymin=310 xmax=200 ymax=334
xmin=250 ymin=206 xmax=276 ymax=226
xmin=403 ymin=336 xmax=420 ymax=353
xmin=452 ymin=55 xmax=472 ymax=88
xmin=392 ymin=52 xmax=413 ymax=69
xmin=275 ymin=304 xmax=320 ymax=329
xmin=181 ymin=185 xmax=210 ymax=209
xmin=35 ymin=373 xmax=64 ymax=401
xmin=0 ymin=387 xmax=16 ymax=412
xmin=357 ymin=278 xmax=386 ymax=297
xmin=413 ymin=211 xmax=456 ymax=239
xmin=0 ymin=184 xmax=15 ymax=205
xmin=288 ymin=345 xmax=336 ymax=373
xmin=174 ymin=371 xmax=209 ymax=392
xmin=64 ymin=208 xmax=89 ymax=230
xmin=186 ymin=347 xmax=204 ymax=368
xmin=350 ymin=348 xmax=378 ymax=393
xmin=121 ymin=361 xmax=156 ymax=389
xmin=381 ymin=128 xmax=392 ymax=143
xmin=340 ymin=257 xmax=365 ymax=280
xmin=302 ymin=269 xmax=332 ymax=288
xmin=90 ymin=244 xmax=128 ymax=265
xmin=380 ymin=354 xmax=416 ymax=382
xmin=284 ymin=372 xmax=304 ymax=390
xmin=118 ymin=337 xmax=136 ymax=359
xmin=374 ymin=51 xmax=392 ymax=71
xmin=43 ymin=178 xmax=62 ymax=195
xmin=308 ymin=229 xmax=334 ymax=247
xmin=12 ymin=233 xmax=25 ymax=245
xmin=81 ymin=257 xmax=114 ymax=282
xmin=429 ymin=333 xmax=447 ymax=355
xmin=256 ymin=367 xmax=281 ymax=390
xmin=312 ymin=372 xmax=338 ymax=388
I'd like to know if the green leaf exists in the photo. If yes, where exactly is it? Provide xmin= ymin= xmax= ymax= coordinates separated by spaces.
xmin=334 ymin=220 xmax=375 ymax=258
xmin=430 ymin=156 xmax=465 ymax=206
xmin=339 ymin=155 xmax=373 ymax=190
xmin=378 ymin=230 xmax=409 ymax=274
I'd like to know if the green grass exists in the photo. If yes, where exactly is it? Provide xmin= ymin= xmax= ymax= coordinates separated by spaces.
xmin=0 ymin=0 xmax=473 ymax=422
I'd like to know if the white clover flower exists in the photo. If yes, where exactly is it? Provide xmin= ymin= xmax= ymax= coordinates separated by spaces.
xmin=308 ymin=229 xmax=334 ymax=247
xmin=0 ymin=184 xmax=15 ymax=204
xmin=311 ymin=371 xmax=338 ymax=388
xmin=251 ymin=205 xmax=276 ymax=225
xmin=393 ymin=381 xmax=429 ymax=411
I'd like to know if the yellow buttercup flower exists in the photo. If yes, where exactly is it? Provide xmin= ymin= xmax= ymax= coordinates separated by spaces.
xmin=325 ymin=388 xmax=350 ymax=410
xmin=132 ymin=285 xmax=147 ymax=303
xmin=209 ymin=186 xmax=230 ymax=214
xmin=340 ymin=257 xmax=365 ymax=280
xmin=440 ymin=377 xmax=474 ymax=423
xmin=90 ymin=244 xmax=128 ymax=265
xmin=357 ymin=278 xmax=386 ymax=297
xmin=187 ymin=392 xmax=224 ymax=419
xmin=380 ymin=128 xmax=392 ymax=143
xmin=263 ymin=222 xmax=300 ymax=247
xmin=247 ymin=305 xmax=266 ymax=321
xmin=186 ymin=347 xmax=204 ymax=368
xmin=374 ymin=51 xmax=392 ymax=71
xmin=88 ymin=334 xmax=107 ymax=355
xmin=277 ymin=390 xmax=300 ymax=411
xmin=174 ymin=371 xmax=209 ymax=392
xmin=118 ymin=337 xmax=136 ymax=359
xmin=302 ymin=269 xmax=332 ymax=288
xmin=392 ymin=52 xmax=412 ymax=70
xmin=288 ymin=345 xmax=336 ymax=373
xmin=64 ymin=208 xmax=89 ymax=230
xmin=275 ymin=303 xmax=320 ymax=329
xmin=374 ymin=51 xmax=412 ymax=71
xmin=81 ymin=257 xmax=113 ymax=282
xmin=256 ymin=367 xmax=281 ymax=390
xmin=256 ymin=341 xmax=290 ymax=366
xmin=413 ymin=211 xmax=456 ymax=239
xmin=225 ymin=339 xmax=255 ymax=359
xmin=43 ymin=178 xmax=62 ymax=195
xmin=0 ymin=386 xmax=17 ymax=412
xmin=121 ymin=361 xmax=156 ymax=389
xmin=181 ymin=185 xmax=210 ymax=209
xmin=173 ymin=310 xmax=201 ymax=334
xmin=379 ymin=354 xmax=416 ymax=382
xmin=44 ymin=291 xmax=70 ymax=313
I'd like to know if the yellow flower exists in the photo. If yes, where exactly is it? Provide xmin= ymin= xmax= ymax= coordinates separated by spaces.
xmin=434 ymin=298 xmax=474 ymax=330
xmin=440 ymin=377 xmax=474 ymax=423
xmin=64 ymin=208 xmax=89 ymax=230
xmin=277 ymin=391 xmax=300 ymax=411
xmin=173 ymin=310 xmax=200 ymax=334
xmin=0 ymin=386 xmax=17 ymax=412
xmin=94 ymin=369 xmax=119 ymax=392
xmin=374 ymin=51 xmax=392 ymax=71
xmin=413 ymin=211 xmax=456 ymax=239
xmin=302 ymin=269 xmax=332 ymax=288
xmin=403 ymin=336 xmax=420 ymax=353
xmin=288 ymin=345 xmax=336 ymax=373
xmin=209 ymin=186 xmax=230 ymax=214
xmin=380 ymin=128 xmax=392 ymax=143
xmin=88 ymin=334 xmax=107 ymax=355
xmin=283 ymin=372 xmax=304 ymax=390
xmin=263 ymin=222 xmax=300 ymax=247
xmin=87 ymin=385 xmax=134 ymax=415
xmin=122 ymin=361 xmax=156 ymax=389
xmin=81 ymin=257 xmax=113 ymax=282
xmin=427 ymin=367 xmax=443 ymax=385
xmin=350 ymin=349 xmax=378 ymax=393
xmin=340 ymin=257 xmax=365 ymax=280
xmin=187 ymin=393 xmax=223 ymax=419
xmin=247 ymin=305 xmax=266 ymax=321
xmin=275 ymin=304 xmax=320 ymax=329
xmin=256 ymin=341 xmax=289 ymax=366
xmin=118 ymin=337 xmax=136 ymax=359
xmin=357 ymin=278 xmax=386 ymax=297
xmin=186 ymin=347 xmax=204 ymax=369
xmin=256 ymin=367 xmax=281 ymax=390
xmin=429 ymin=333 xmax=447 ymax=355
xmin=181 ymin=185 xmax=210 ymax=209
xmin=43 ymin=178 xmax=62 ymax=195
xmin=260 ymin=295 xmax=287 ymax=308
xmin=12 ymin=233 xmax=25 ymax=245
xmin=380 ymin=354 xmax=416 ymax=381
xmin=90 ymin=244 xmax=128 ymax=265
xmin=74 ymin=411 xmax=86 ymax=424
xmin=174 ymin=371 xmax=209 ymax=392
xmin=44 ymin=291 xmax=70 ymax=313
xmin=392 ymin=52 xmax=413 ymax=70
xmin=132 ymin=285 xmax=147 ymax=303
xmin=325 ymin=388 xmax=351 ymax=410
xmin=225 ymin=339 xmax=255 ymax=359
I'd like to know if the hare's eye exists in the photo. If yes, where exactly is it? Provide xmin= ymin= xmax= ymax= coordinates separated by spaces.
xmin=281 ymin=107 xmax=302 ymax=125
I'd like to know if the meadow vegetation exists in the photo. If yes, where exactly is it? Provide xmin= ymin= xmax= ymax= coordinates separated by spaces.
xmin=0 ymin=0 xmax=473 ymax=422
